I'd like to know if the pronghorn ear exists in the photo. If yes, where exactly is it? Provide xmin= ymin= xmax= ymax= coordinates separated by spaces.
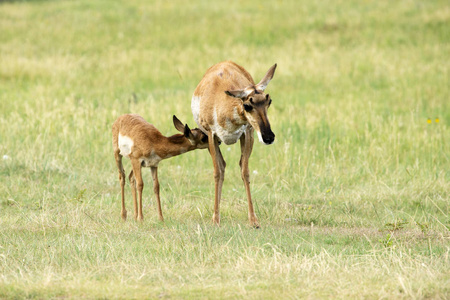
xmin=225 ymin=89 xmax=250 ymax=100
xmin=173 ymin=115 xmax=185 ymax=133
xmin=255 ymin=63 xmax=277 ymax=92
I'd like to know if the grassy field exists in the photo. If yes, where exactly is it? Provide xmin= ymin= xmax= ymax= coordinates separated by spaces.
xmin=0 ymin=0 xmax=449 ymax=298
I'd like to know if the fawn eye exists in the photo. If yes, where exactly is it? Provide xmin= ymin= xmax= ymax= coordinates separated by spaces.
xmin=201 ymin=135 xmax=208 ymax=143
xmin=243 ymin=104 xmax=253 ymax=112
xmin=268 ymin=99 xmax=272 ymax=107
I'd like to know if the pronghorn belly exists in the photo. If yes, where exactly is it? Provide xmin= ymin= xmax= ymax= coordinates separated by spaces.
xmin=140 ymin=151 xmax=162 ymax=167
xmin=118 ymin=133 xmax=133 ymax=156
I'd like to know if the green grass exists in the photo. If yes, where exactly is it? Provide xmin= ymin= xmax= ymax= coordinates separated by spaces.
xmin=0 ymin=0 xmax=449 ymax=298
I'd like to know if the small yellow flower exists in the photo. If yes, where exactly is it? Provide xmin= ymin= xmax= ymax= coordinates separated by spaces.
xmin=435 ymin=118 xmax=439 ymax=123
xmin=329 ymin=201 xmax=332 ymax=205
xmin=427 ymin=119 xmax=432 ymax=124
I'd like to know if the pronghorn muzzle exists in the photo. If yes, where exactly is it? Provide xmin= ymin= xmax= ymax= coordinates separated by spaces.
xmin=260 ymin=122 xmax=275 ymax=145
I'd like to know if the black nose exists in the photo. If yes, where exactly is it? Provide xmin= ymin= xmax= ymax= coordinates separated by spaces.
xmin=262 ymin=131 xmax=275 ymax=145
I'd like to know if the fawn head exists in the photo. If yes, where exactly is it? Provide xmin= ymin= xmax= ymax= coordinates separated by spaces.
xmin=173 ymin=115 xmax=209 ymax=149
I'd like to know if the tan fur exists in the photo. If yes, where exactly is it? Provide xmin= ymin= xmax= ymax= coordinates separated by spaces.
xmin=193 ymin=62 xmax=251 ymax=132
xmin=112 ymin=114 xmax=208 ymax=222
xmin=192 ymin=61 xmax=277 ymax=227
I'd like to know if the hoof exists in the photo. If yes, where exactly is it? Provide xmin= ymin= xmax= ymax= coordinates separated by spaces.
xmin=250 ymin=216 xmax=260 ymax=229
xmin=251 ymin=222 xmax=260 ymax=229
xmin=212 ymin=213 xmax=220 ymax=226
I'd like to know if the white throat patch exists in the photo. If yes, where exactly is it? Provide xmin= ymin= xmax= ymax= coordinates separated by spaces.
xmin=211 ymin=108 xmax=247 ymax=145
xmin=256 ymin=131 xmax=265 ymax=144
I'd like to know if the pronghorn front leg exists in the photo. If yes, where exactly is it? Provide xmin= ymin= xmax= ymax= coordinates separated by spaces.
xmin=239 ymin=127 xmax=259 ymax=228
xmin=208 ymin=133 xmax=225 ymax=225
xmin=151 ymin=167 xmax=164 ymax=222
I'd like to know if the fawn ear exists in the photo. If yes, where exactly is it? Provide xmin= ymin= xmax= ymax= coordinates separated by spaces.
xmin=173 ymin=115 xmax=185 ymax=133
xmin=183 ymin=124 xmax=194 ymax=139
xmin=255 ymin=63 xmax=277 ymax=92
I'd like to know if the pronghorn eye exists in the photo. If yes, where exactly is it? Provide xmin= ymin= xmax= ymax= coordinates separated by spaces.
xmin=243 ymin=104 xmax=253 ymax=112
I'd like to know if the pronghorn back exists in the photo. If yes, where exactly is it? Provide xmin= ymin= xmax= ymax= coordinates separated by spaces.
xmin=112 ymin=114 xmax=165 ymax=161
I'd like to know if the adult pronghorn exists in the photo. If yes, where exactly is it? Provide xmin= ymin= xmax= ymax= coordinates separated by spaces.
xmin=112 ymin=114 xmax=209 ymax=222
xmin=191 ymin=61 xmax=277 ymax=227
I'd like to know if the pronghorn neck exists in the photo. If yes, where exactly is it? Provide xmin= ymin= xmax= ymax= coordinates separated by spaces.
xmin=162 ymin=134 xmax=195 ymax=158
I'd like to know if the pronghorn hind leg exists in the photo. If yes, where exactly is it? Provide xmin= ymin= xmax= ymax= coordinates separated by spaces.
xmin=115 ymin=151 xmax=127 ymax=220
xmin=128 ymin=169 xmax=138 ymax=220
xmin=208 ymin=133 xmax=225 ymax=226
xmin=239 ymin=128 xmax=259 ymax=228
xmin=151 ymin=167 xmax=164 ymax=222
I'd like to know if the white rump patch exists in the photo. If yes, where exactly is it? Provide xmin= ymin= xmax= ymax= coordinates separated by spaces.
xmin=191 ymin=95 xmax=201 ymax=128
xmin=118 ymin=133 xmax=133 ymax=156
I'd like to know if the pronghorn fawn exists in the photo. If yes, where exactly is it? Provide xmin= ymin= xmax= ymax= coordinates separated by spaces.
xmin=112 ymin=114 xmax=209 ymax=221
xmin=192 ymin=61 xmax=277 ymax=227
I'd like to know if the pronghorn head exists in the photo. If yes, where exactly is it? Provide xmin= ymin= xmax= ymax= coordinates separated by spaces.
xmin=173 ymin=115 xmax=209 ymax=149
xmin=225 ymin=63 xmax=277 ymax=145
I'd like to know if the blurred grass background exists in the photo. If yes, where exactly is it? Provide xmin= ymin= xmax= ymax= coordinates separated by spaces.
xmin=0 ymin=0 xmax=449 ymax=298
